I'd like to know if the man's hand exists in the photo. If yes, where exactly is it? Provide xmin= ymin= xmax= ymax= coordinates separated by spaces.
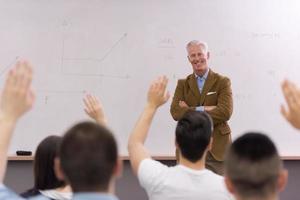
xmin=179 ymin=100 xmax=189 ymax=108
xmin=83 ymin=94 xmax=107 ymax=126
xmin=205 ymin=106 xmax=217 ymax=112
xmin=0 ymin=60 xmax=35 ymax=123
xmin=147 ymin=76 xmax=170 ymax=109
xmin=281 ymin=80 xmax=300 ymax=130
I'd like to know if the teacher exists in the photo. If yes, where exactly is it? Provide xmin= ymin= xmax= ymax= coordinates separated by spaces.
xmin=170 ymin=40 xmax=233 ymax=175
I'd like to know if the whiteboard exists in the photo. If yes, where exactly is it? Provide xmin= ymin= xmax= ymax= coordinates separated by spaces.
xmin=1 ymin=0 xmax=300 ymax=156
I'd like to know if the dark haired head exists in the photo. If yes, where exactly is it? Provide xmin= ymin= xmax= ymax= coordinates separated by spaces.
xmin=230 ymin=133 xmax=278 ymax=162
xmin=176 ymin=111 xmax=213 ymax=162
xmin=59 ymin=121 xmax=118 ymax=192
xmin=225 ymin=132 xmax=283 ymax=198
xmin=34 ymin=135 xmax=65 ymax=190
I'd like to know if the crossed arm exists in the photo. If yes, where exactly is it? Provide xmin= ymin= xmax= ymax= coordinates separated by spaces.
xmin=205 ymin=78 xmax=233 ymax=125
xmin=170 ymin=78 xmax=233 ymax=125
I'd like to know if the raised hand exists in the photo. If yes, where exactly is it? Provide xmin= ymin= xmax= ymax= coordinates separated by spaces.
xmin=147 ymin=76 xmax=170 ymax=109
xmin=83 ymin=94 xmax=107 ymax=126
xmin=281 ymin=80 xmax=300 ymax=130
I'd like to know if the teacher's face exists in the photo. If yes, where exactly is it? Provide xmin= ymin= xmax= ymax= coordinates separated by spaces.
xmin=187 ymin=44 xmax=209 ymax=76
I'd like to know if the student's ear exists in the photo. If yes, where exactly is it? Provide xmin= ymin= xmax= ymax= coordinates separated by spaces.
xmin=277 ymin=169 xmax=288 ymax=192
xmin=207 ymin=51 xmax=210 ymax=60
xmin=207 ymin=137 xmax=213 ymax=151
xmin=224 ymin=176 xmax=235 ymax=195
xmin=175 ymin=139 xmax=179 ymax=149
xmin=113 ymin=158 xmax=123 ymax=178
xmin=54 ymin=157 xmax=65 ymax=181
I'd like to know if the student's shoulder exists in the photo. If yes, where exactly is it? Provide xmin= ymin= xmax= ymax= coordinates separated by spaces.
xmin=137 ymin=158 xmax=171 ymax=181
xmin=139 ymin=158 xmax=169 ymax=171
xmin=0 ymin=185 xmax=26 ymax=200
xmin=20 ymin=188 xmax=40 ymax=198
xmin=204 ymin=169 xmax=225 ymax=181
xmin=29 ymin=195 xmax=52 ymax=200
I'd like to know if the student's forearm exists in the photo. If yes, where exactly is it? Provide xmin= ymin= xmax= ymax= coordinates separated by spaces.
xmin=128 ymin=104 xmax=157 ymax=175
xmin=0 ymin=119 xmax=17 ymax=181
xmin=129 ymin=104 xmax=157 ymax=146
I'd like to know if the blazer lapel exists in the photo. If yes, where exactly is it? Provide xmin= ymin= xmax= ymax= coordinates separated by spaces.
xmin=199 ymin=70 xmax=217 ymax=105
xmin=188 ymin=74 xmax=201 ymax=101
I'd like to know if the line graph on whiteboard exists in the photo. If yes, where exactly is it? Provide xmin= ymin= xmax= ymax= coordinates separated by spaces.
xmin=60 ymin=21 xmax=130 ymax=79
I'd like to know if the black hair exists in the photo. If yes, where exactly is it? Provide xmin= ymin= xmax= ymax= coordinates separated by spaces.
xmin=59 ymin=121 xmax=118 ymax=192
xmin=176 ymin=111 xmax=212 ymax=162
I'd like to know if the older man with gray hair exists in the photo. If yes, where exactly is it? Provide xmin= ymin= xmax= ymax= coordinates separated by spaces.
xmin=170 ymin=40 xmax=233 ymax=175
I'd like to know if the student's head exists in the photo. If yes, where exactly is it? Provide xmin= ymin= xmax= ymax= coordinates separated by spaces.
xmin=175 ymin=111 xmax=213 ymax=163
xmin=34 ymin=135 xmax=65 ymax=190
xmin=224 ymin=133 xmax=288 ymax=200
xmin=58 ymin=121 xmax=121 ymax=192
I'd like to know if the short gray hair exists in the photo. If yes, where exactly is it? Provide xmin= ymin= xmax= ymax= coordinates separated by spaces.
xmin=186 ymin=40 xmax=208 ymax=53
